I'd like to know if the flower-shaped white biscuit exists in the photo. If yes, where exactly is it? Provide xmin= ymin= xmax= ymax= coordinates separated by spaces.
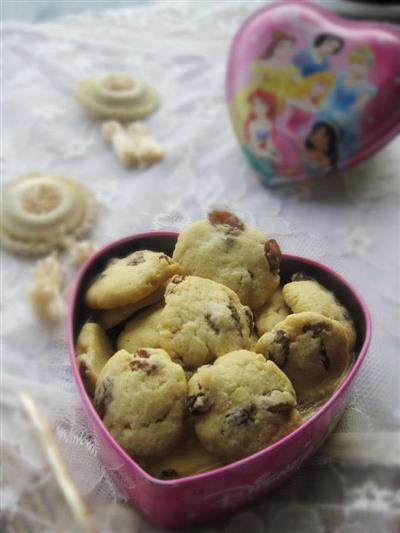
xmin=76 ymin=73 xmax=159 ymax=120
xmin=0 ymin=172 xmax=96 ymax=255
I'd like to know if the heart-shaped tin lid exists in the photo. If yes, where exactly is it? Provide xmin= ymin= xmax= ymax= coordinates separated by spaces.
xmin=226 ymin=1 xmax=400 ymax=186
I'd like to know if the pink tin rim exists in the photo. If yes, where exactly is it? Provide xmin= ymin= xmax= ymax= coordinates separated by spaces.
xmin=225 ymin=0 xmax=400 ymax=173
xmin=68 ymin=231 xmax=372 ymax=487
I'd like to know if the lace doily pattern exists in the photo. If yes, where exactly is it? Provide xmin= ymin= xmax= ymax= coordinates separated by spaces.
xmin=2 ymin=1 xmax=399 ymax=531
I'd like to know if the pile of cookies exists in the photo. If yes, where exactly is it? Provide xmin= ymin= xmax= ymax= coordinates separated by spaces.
xmin=76 ymin=210 xmax=356 ymax=478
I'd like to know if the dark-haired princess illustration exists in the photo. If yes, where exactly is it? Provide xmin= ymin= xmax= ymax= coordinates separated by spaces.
xmin=242 ymin=89 xmax=281 ymax=178
xmin=293 ymin=33 xmax=344 ymax=78
xmin=279 ymin=121 xmax=338 ymax=179
xmin=315 ymin=45 xmax=376 ymax=161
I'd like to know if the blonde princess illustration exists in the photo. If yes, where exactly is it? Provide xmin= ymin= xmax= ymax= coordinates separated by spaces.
xmin=242 ymin=89 xmax=281 ymax=180
xmin=251 ymin=31 xmax=298 ymax=113
xmin=281 ymin=71 xmax=335 ymax=137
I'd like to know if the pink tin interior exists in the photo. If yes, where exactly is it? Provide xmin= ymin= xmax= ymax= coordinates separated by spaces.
xmin=67 ymin=232 xmax=371 ymax=528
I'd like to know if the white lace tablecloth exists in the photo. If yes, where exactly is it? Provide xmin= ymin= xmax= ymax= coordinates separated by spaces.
xmin=2 ymin=2 xmax=400 ymax=532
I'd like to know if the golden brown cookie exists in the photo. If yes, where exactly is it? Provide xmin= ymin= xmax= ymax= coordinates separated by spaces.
xmin=98 ymin=285 xmax=165 ymax=330
xmin=76 ymin=322 xmax=113 ymax=396
xmin=282 ymin=276 xmax=356 ymax=350
xmin=172 ymin=210 xmax=281 ymax=309
xmin=94 ymin=348 xmax=187 ymax=460
xmin=187 ymin=350 xmax=301 ymax=460
xmin=85 ymin=250 xmax=182 ymax=310
xmin=117 ymin=303 xmax=163 ymax=353
xmin=255 ymin=287 xmax=291 ymax=336
xmin=256 ymin=312 xmax=351 ymax=405
xmin=158 ymin=275 xmax=253 ymax=369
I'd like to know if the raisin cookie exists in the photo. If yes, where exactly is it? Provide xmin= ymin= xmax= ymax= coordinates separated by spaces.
xmin=117 ymin=303 xmax=163 ymax=353
xmin=255 ymin=312 xmax=351 ymax=405
xmin=98 ymin=285 xmax=165 ymax=330
xmin=85 ymin=250 xmax=183 ymax=310
xmin=282 ymin=276 xmax=356 ymax=350
xmin=94 ymin=348 xmax=187 ymax=460
xmin=187 ymin=350 xmax=301 ymax=460
xmin=148 ymin=429 xmax=223 ymax=480
xmin=76 ymin=322 xmax=113 ymax=396
xmin=172 ymin=210 xmax=281 ymax=309
xmin=158 ymin=275 xmax=253 ymax=369
xmin=255 ymin=288 xmax=291 ymax=336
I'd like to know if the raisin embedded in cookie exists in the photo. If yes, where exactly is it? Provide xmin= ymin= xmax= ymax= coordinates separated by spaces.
xmin=158 ymin=275 xmax=253 ymax=369
xmin=117 ymin=303 xmax=163 ymax=353
xmin=94 ymin=348 xmax=187 ymax=460
xmin=85 ymin=250 xmax=183 ymax=310
xmin=76 ymin=322 xmax=113 ymax=396
xmin=255 ymin=288 xmax=291 ymax=336
xmin=282 ymin=278 xmax=356 ymax=350
xmin=172 ymin=210 xmax=281 ymax=309
xmin=255 ymin=312 xmax=352 ymax=405
xmin=187 ymin=350 xmax=301 ymax=460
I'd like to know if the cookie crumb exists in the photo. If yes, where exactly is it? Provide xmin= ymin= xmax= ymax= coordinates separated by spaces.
xmin=28 ymin=254 xmax=65 ymax=322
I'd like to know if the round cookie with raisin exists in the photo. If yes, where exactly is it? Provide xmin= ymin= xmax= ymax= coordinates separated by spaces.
xmin=76 ymin=322 xmax=113 ymax=396
xmin=172 ymin=210 xmax=281 ymax=309
xmin=255 ymin=312 xmax=351 ymax=405
xmin=85 ymin=250 xmax=183 ymax=310
xmin=187 ymin=350 xmax=301 ymax=460
xmin=94 ymin=348 xmax=187 ymax=460
xmin=255 ymin=287 xmax=291 ymax=336
xmin=158 ymin=275 xmax=254 ymax=369
xmin=282 ymin=275 xmax=356 ymax=350
xmin=117 ymin=303 xmax=163 ymax=353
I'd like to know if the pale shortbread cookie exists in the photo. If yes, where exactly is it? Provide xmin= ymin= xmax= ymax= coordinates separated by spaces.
xmin=98 ymin=285 xmax=165 ymax=330
xmin=282 ymin=277 xmax=356 ymax=350
xmin=0 ymin=172 xmax=96 ymax=256
xmin=77 ymin=73 xmax=159 ymax=121
xmin=76 ymin=322 xmax=113 ymax=396
xmin=187 ymin=350 xmax=301 ymax=460
xmin=117 ymin=303 xmax=163 ymax=353
xmin=256 ymin=312 xmax=351 ymax=405
xmin=255 ymin=288 xmax=291 ymax=336
xmin=94 ymin=348 xmax=187 ymax=460
xmin=85 ymin=250 xmax=183 ymax=310
xmin=173 ymin=210 xmax=280 ymax=309
xmin=158 ymin=275 xmax=253 ymax=369
xmin=102 ymin=121 xmax=165 ymax=168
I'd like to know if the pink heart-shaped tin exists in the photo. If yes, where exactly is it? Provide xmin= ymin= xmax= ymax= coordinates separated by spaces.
xmin=226 ymin=0 xmax=400 ymax=186
xmin=68 ymin=232 xmax=371 ymax=529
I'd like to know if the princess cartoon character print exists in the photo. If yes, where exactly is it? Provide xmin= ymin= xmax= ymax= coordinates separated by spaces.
xmin=226 ymin=2 xmax=400 ymax=186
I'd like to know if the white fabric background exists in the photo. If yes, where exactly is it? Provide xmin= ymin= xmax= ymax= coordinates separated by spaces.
xmin=2 ymin=2 xmax=400 ymax=532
